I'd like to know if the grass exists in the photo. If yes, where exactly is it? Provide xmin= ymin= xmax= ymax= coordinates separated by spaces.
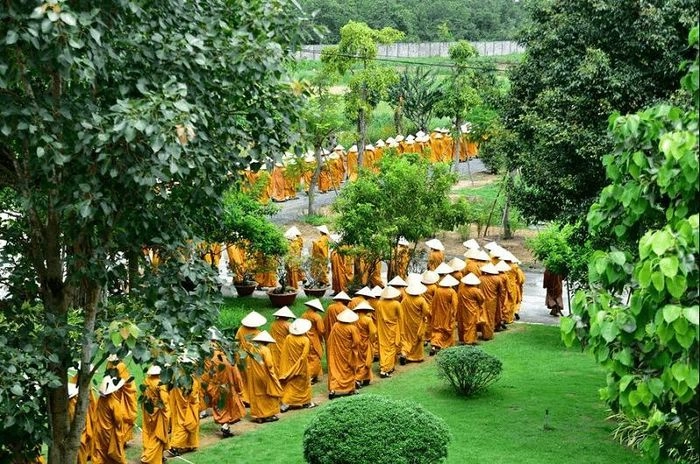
xmin=180 ymin=324 xmax=643 ymax=464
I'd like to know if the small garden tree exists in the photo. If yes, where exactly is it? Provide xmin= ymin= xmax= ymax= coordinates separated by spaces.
xmin=561 ymin=27 xmax=699 ymax=464
xmin=388 ymin=67 xmax=444 ymax=133
xmin=436 ymin=345 xmax=503 ymax=396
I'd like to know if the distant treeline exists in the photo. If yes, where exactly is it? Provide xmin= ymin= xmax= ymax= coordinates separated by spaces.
xmin=299 ymin=0 xmax=528 ymax=43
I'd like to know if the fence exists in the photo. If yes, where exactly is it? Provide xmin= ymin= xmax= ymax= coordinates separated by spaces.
xmin=296 ymin=40 xmax=524 ymax=60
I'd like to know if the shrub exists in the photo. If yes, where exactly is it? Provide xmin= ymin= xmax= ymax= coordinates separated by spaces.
xmin=436 ymin=345 xmax=502 ymax=396
xmin=303 ymin=394 xmax=451 ymax=464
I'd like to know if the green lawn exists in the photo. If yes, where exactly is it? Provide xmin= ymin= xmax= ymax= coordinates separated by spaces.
xmin=181 ymin=323 xmax=642 ymax=464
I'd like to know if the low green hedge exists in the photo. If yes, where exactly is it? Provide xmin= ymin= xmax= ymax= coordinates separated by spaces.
xmin=303 ymin=394 xmax=451 ymax=464
xmin=436 ymin=345 xmax=502 ymax=397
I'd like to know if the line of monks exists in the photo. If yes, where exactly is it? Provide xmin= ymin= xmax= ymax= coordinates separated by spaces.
xmin=242 ymin=128 xmax=480 ymax=204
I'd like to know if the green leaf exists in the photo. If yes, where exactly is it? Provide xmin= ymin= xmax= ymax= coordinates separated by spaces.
xmin=609 ymin=251 xmax=626 ymax=266
xmin=560 ymin=316 xmax=574 ymax=334
xmin=671 ymin=363 xmax=690 ymax=382
xmin=647 ymin=378 xmax=664 ymax=397
xmin=651 ymin=230 xmax=674 ymax=256
xmin=637 ymin=260 xmax=652 ymax=287
xmin=59 ymin=12 xmax=77 ymax=26
xmin=651 ymin=271 xmax=664 ymax=292
xmin=683 ymin=306 xmax=699 ymax=325
xmin=110 ymin=331 xmax=122 ymax=348
xmin=601 ymin=321 xmax=619 ymax=343
xmin=5 ymin=30 xmax=18 ymax=45
xmin=10 ymin=384 xmax=23 ymax=396
xmin=658 ymin=256 xmax=679 ymax=278
xmin=666 ymin=275 xmax=687 ymax=299
xmin=662 ymin=305 xmax=682 ymax=324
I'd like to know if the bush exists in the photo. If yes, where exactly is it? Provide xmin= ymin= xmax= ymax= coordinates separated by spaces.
xmin=436 ymin=345 xmax=502 ymax=396
xmin=303 ymin=394 xmax=451 ymax=464
xmin=525 ymin=222 xmax=575 ymax=275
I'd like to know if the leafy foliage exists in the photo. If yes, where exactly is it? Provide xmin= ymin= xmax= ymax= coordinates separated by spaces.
xmin=527 ymin=223 xmax=575 ymax=276
xmin=503 ymin=0 xmax=697 ymax=223
xmin=388 ymin=67 xmax=444 ymax=132
xmin=303 ymin=393 xmax=451 ymax=464
xmin=561 ymin=27 xmax=699 ymax=464
xmin=435 ymin=345 xmax=503 ymax=397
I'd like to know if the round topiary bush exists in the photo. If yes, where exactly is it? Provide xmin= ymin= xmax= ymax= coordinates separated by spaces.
xmin=435 ymin=345 xmax=502 ymax=396
xmin=303 ymin=394 xmax=451 ymax=464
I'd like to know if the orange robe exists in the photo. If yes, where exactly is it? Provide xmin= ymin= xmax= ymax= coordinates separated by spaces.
xmin=458 ymin=284 xmax=485 ymax=345
xmin=427 ymin=250 xmax=444 ymax=271
xmin=67 ymin=388 xmax=97 ymax=464
xmin=311 ymin=235 xmax=330 ymax=286
xmin=479 ymin=274 xmax=504 ymax=340
xmin=279 ymin=334 xmax=312 ymax=406
xmin=354 ymin=313 xmax=376 ymax=383
xmin=235 ymin=326 xmax=260 ymax=403
xmin=269 ymin=319 xmax=291 ymax=372
xmin=227 ymin=243 xmax=248 ymax=283
xmin=202 ymin=348 xmax=246 ymax=425
xmin=401 ymin=294 xmax=430 ymax=362
xmin=254 ymin=252 xmax=278 ymax=288
xmin=301 ymin=309 xmax=325 ymax=380
xmin=465 ymin=259 xmax=485 ymax=277
xmin=513 ymin=265 xmax=525 ymax=315
xmin=495 ymin=273 xmax=510 ymax=326
xmin=327 ymin=322 xmax=360 ymax=394
xmin=330 ymin=249 xmax=349 ymax=294
xmin=318 ymin=161 xmax=332 ymax=193
xmin=283 ymin=165 xmax=300 ymax=199
xmin=376 ymin=299 xmax=403 ymax=373
xmin=502 ymin=269 xmax=518 ymax=323
xmin=200 ymin=242 xmax=222 ymax=268
xmin=286 ymin=237 xmax=305 ymax=289
xmin=246 ymin=343 xmax=283 ymax=419
xmin=323 ymin=301 xmax=347 ymax=342
xmin=105 ymin=361 xmax=137 ymax=444
xmin=393 ymin=245 xmax=410 ymax=279
xmin=423 ymin=283 xmax=437 ymax=343
xmin=430 ymin=286 xmax=458 ymax=349
xmin=92 ymin=393 xmax=128 ymax=464
xmin=140 ymin=375 xmax=170 ymax=464
xmin=257 ymin=171 xmax=272 ymax=204
xmin=270 ymin=165 xmax=285 ymax=201
xmin=169 ymin=378 xmax=201 ymax=450
xmin=348 ymin=295 xmax=365 ymax=310
xmin=367 ymin=260 xmax=383 ymax=288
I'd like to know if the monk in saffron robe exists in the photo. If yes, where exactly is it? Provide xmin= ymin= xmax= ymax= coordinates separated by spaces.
xmin=393 ymin=239 xmax=411 ymax=279
xmin=66 ymin=382 xmax=96 ymax=464
xmin=283 ymin=159 xmax=301 ymax=199
xmin=226 ymin=242 xmax=248 ymax=283
xmin=279 ymin=319 xmax=315 ymax=411
xmin=269 ymin=306 xmax=295 ymax=372
xmin=323 ymin=291 xmax=351 ymax=342
xmin=400 ymin=282 xmax=430 ymax=363
xmin=169 ymin=372 xmax=201 ymax=454
xmin=140 ymin=366 xmax=170 ymax=463
xmin=348 ymin=286 xmax=373 ymax=310
xmin=425 ymin=239 xmax=445 ymax=271
xmin=104 ymin=356 xmax=137 ymax=444
xmin=253 ymin=251 xmax=278 ymax=288
xmin=464 ymin=248 xmax=489 ymax=277
xmin=92 ymin=376 xmax=129 ymax=464
xmin=246 ymin=331 xmax=283 ymax=423
xmin=301 ymin=298 xmax=325 ymax=383
xmin=352 ymin=301 xmax=377 ymax=386
xmin=495 ymin=260 xmax=515 ymax=324
xmin=327 ymin=309 xmax=361 ymax=399
xmin=270 ymin=163 xmax=286 ymax=201
xmin=330 ymin=247 xmax=349 ymax=294
xmin=235 ymin=311 xmax=266 ymax=404
xmin=347 ymin=145 xmax=359 ymax=181
xmin=478 ymin=263 xmax=504 ymax=341
xmin=544 ymin=268 xmax=564 ymax=316
xmin=284 ymin=227 xmax=305 ymax=289
xmin=429 ymin=275 xmax=459 ymax=355
xmin=375 ymin=286 xmax=403 ymax=377
xmin=311 ymin=226 xmax=330 ymax=287
xmin=458 ymin=273 xmax=486 ymax=345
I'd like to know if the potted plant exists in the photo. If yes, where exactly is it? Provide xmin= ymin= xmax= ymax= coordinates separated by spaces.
xmin=267 ymin=257 xmax=299 ymax=307
xmin=301 ymin=255 xmax=329 ymax=297
xmin=229 ymin=254 xmax=258 ymax=297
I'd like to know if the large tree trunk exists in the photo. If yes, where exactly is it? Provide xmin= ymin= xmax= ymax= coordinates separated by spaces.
xmin=357 ymin=108 xmax=366 ymax=170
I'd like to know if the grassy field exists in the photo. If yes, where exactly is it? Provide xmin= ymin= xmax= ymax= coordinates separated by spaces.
xmin=179 ymin=324 xmax=642 ymax=464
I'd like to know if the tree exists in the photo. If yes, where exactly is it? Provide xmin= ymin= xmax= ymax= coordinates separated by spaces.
xmin=388 ymin=67 xmax=444 ymax=133
xmin=503 ymin=0 xmax=697 ymax=223
xmin=321 ymin=21 xmax=403 ymax=167
xmin=333 ymin=153 xmax=459 ymax=281
xmin=0 ymin=1 xmax=307 ymax=462
xmin=561 ymin=27 xmax=699 ymax=464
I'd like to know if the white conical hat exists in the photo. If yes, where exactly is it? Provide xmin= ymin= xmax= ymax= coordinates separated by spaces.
xmin=489 ymin=247 xmax=507 ymax=258
xmin=465 ymin=249 xmax=491 ymax=261
xmin=333 ymin=291 xmax=351 ymax=301
xmin=348 ymin=145 xmax=358 ymax=153
xmin=334 ymin=144 xmax=345 ymax=151
xmin=284 ymin=226 xmax=302 ymax=239
xmin=448 ymin=257 xmax=466 ymax=272
xmin=99 ymin=376 xmax=125 ymax=396
xmin=387 ymin=276 xmax=407 ymax=287
xmin=405 ymin=134 xmax=415 ymax=141
xmin=481 ymin=263 xmax=499 ymax=275
xmin=434 ymin=262 xmax=453 ymax=275
xmin=388 ymin=141 xmax=399 ymax=148
xmin=501 ymin=251 xmax=521 ymax=264
xmin=406 ymin=272 xmax=423 ymax=285
xmin=355 ymin=286 xmax=373 ymax=297
xmin=365 ymin=144 xmax=375 ymax=151
xmin=371 ymin=285 xmax=384 ymax=298
xmin=273 ymin=306 xmax=296 ymax=319
xmin=432 ymin=132 xmax=443 ymax=139
xmin=337 ymin=308 xmax=359 ymax=323
xmin=439 ymin=275 xmax=459 ymax=287
xmin=416 ymin=135 xmax=430 ymax=143
xmin=317 ymin=225 xmax=330 ymax=235
xmin=380 ymin=286 xmax=401 ymax=299
xmin=353 ymin=301 xmax=374 ymax=312
xmin=330 ymin=233 xmax=342 ymax=243
xmin=484 ymin=241 xmax=499 ymax=251
xmin=416 ymin=130 xmax=426 ymax=138
xmin=375 ymin=139 xmax=386 ymax=147
xmin=461 ymin=273 xmax=481 ymax=286
xmin=147 ymin=365 xmax=162 ymax=376
xmin=463 ymin=239 xmax=480 ymax=250
xmin=241 ymin=311 xmax=267 ymax=328
xmin=405 ymin=281 xmax=427 ymax=296
xmin=68 ymin=383 xmax=79 ymax=399
xmin=398 ymin=236 xmax=410 ymax=246
xmin=304 ymin=298 xmax=324 ymax=312
xmin=253 ymin=330 xmax=276 ymax=344
xmin=421 ymin=270 xmax=439 ymax=285
xmin=289 ymin=318 xmax=312 ymax=335
xmin=386 ymin=137 xmax=396 ymax=144
xmin=425 ymin=238 xmax=444 ymax=251
xmin=395 ymin=135 xmax=405 ymax=142
xmin=495 ymin=260 xmax=512 ymax=272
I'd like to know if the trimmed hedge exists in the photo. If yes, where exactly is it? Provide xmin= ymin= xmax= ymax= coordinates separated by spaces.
xmin=303 ymin=394 xmax=451 ymax=464
xmin=436 ymin=345 xmax=502 ymax=396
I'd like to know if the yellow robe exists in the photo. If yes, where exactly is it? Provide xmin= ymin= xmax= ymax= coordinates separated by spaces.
xmin=330 ymin=249 xmax=349 ymax=294
xmin=327 ymin=322 xmax=360 ymax=394
xmin=279 ymin=334 xmax=312 ymax=406
xmin=423 ymin=283 xmax=437 ymax=343
xmin=270 ymin=166 xmax=286 ymax=201
xmin=286 ymin=237 xmax=305 ymax=289
xmin=400 ymin=294 xmax=430 ymax=362
xmin=393 ymin=245 xmax=410 ymax=279
xmin=430 ymin=286 xmax=458 ymax=349
xmin=105 ymin=361 xmax=137 ymax=444
xmin=311 ymin=235 xmax=330 ymax=286
xmin=169 ymin=378 xmax=201 ymax=450
xmin=201 ymin=348 xmax=246 ymax=425
xmin=376 ymin=299 xmax=403 ymax=373
xmin=301 ymin=309 xmax=325 ymax=380
xmin=513 ymin=265 xmax=526 ymax=315
xmin=227 ymin=243 xmax=248 ymax=283
xmin=465 ymin=259 xmax=485 ymax=277
xmin=323 ymin=301 xmax=347 ymax=342
xmin=347 ymin=151 xmax=359 ymax=181
xmin=235 ymin=325 xmax=260 ymax=403
xmin=67 ymin=388 xmax=97 ymax=464
xmin=92 ymin=392 xmax=128 ymax=464
xmin=246 ymin=343 xmax=283 ymax=419
xmin=457 ymin=284 xmax=485 ymax=345
xmin=427 ymin=250 xmax=444 ymax=271
xmin=479 ymin=274 xmax=504 ymax=340
xmin=318 ymin=161 xmax=332 ymax=193
xmin=348 ymin=295 xmax=365 ymax=310
xmin=354 ymin=313 xmax=376 ymax=383
xmin=253 ymin=252 xmax=278 ymax=288
xmin=269 ymin=319 xmax=291 ymax=372
xmin=140 ymin=375 xmax=170 ymax=464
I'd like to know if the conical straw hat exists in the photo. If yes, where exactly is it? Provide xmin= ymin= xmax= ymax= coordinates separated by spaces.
xmin=355 ymin=286 xmax=373 ymax=297
xmin=316 ymin=225 xmax=330 ymax=235
xmin=421 ymin=270 xmax=439 ymax=285
xmin=273 ymin=306 xmax=296 ymax=319
xmin=484 ymin=241 xmax=499 ymax=251
xmin=461 ymin=273 xmax=481 ymax=286
xmin=405 ymin=281 xmax=427 ymax=296
xmin=425 ymin=238 xmax=444 ymax=251
xmin=99 ymin=376 xmax=125 ymax=396
xmin=353 ymin=301 xmax=374 ymax=312
xmin=480 ymin=263 xmax=499 ymax=275
xmin=337 ymin=308 xmax=359 ymax=323
xmin=241 ymin=311 xmax=267 ymax=328
xmin=434 ymin=262 xmax=453 ymax=275
xmin=253 ymin=330 xmax=276 ymax=344
xmin=289 ymin=318 xmax=312 ymax=335
xmin=147 ymin=365 xmax=162 ymax=376
xmin=380 ymin=286 xmax=401 ymax=299
xmin=462 ymin=239 xmax=480 ymax=250
xmin=371 ymin=285 xmax=384 ymax=298
xmin=333 ymin=291 xmax=351 ymax=301
xmin=439 ymin=274 xmax=459 ymax=287
xmin=387 ymin=275 xmax=407 ymax=287
xmin=448 ymin=257 xmax=466 ymax=272
xmin=304 ymin=298 xmax=324 ymax=312
xmin=284 ymin=226 xmax=301 ymax=239
xmin=495 ymin=260 xmax=511 ymax=272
